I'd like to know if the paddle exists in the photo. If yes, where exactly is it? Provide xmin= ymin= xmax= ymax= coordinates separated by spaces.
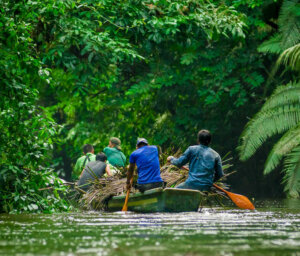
xmin=122 ymin=177 xmax=133 ymax=212
xmin=180 ymin=165 xmax=255 ymax=210
xmin=213 ymin=184 xmax=255 ymax=210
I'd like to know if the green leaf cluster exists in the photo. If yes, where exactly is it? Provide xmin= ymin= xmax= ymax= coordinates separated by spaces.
xmin=238 ymin=0 xmax=300 ymax=198
xmin=0 ymin=0 xmax=70 ymax=213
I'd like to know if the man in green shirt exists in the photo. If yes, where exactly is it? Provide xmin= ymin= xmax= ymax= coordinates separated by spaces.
xmin=73 ymin=144 xmax=96 ymax=180
xmin=103 ymin=137 xmax=126 ymax=168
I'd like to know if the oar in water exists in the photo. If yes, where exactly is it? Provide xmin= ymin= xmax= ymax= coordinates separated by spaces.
xmin=180 ymin=165 xmax=255 ymax=210
xmin=122 ymin=178 xmax=133 ymax=212
xmin=213 ymin=184 xmax=255 ymax=210
xmin=122 ymin=188 xmax=130 ymax=212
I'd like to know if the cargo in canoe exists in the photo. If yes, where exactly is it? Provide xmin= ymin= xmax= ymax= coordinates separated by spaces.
xmin=107 ymin=187 xmax=215 ymax=213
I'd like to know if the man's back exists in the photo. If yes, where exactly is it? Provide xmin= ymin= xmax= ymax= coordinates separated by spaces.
xmin=129 ymin=146 xmax=162 ymax=184
xmin=171 ymin=145 xmax=223 ymax=188
xmin=73 ymin=152 xmax=96 ymax=179
xmin=77 ymin=161 xmax=106 ymax=191
xmin=103 ymin=147 xmax=126 ymax=167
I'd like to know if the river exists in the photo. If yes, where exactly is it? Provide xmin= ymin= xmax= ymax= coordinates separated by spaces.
xmin=0 ymin=199 xmax=300 ymax=256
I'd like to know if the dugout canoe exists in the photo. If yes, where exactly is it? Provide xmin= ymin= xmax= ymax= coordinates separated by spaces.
xmin=107 ymin=187 xmax=209 ymax=212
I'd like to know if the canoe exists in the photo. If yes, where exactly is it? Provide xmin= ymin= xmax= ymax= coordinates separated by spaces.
xmin=107 ymin=187 xmax=209 ymax=213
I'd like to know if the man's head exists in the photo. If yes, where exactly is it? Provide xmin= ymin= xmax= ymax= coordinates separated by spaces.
xmin=109 ymin=137 xmax=121 ymax=150
xmin=83 ymin=144 xmax=94 ymax=154
xmin=197 ymin=130 xmax=211 ymax=146
xmin=136 ymin=138 xmax=148 ymax=148
xmin=96 ymin=153 xmax=107 ymax=162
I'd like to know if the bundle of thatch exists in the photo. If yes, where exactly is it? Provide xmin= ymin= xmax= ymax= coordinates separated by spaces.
xmin=80 ymin=177 xmax=128 ymax=210
xmin=79 ymin=164 xmax=189 ymax=210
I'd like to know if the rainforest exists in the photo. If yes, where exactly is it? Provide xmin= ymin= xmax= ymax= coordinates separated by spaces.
xmin=0 ymin=0 xmax=300 ymax=213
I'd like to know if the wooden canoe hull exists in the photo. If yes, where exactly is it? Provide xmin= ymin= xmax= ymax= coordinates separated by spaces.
xmin=107 ymin=188 xmax=205 ymax=212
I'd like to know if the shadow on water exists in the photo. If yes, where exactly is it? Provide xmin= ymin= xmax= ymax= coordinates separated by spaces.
xmin=0 ymin=199 xmax=300 ymax=256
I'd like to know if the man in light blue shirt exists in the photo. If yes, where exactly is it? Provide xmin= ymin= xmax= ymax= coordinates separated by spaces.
xmin=167 ymin=130 xmax=223 ymax=191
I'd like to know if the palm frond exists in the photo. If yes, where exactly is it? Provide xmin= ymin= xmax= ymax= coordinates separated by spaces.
xmin=282 ymin=145 xmax=300 ymax=198
xmin=241 ymin=0 xmax=300 ymax=198
xmin=264 ymin=125 xmax=300 ymax=174
xmin=276 ymin=43 xmax=300 ymax=72
xmin=258 ymin=34 xmax=283 ymax=54
xmin=261 ymin=81 xmax=300 ymax=111
xmin=278 ymin=0 xmax=300 ymax=49
xmin=238 ymin=104 xmax=300 ymax=161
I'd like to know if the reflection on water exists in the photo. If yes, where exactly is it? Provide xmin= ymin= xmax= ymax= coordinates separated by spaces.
xmin=0 ymin=199 xmax=300 ymax=256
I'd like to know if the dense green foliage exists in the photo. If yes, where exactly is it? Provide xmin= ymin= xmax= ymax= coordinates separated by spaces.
xmin=2 ymin=0 xmax=297 ymax=212
xmin=38 ymin=0 xmax=268 ymax=168
xmin=38 ymin=0 xmax=250 ymax=157
xmin=0 ymin=0 xmax=71 ymax=213
xmin=239 ymin=0 xmax=300 ymax=198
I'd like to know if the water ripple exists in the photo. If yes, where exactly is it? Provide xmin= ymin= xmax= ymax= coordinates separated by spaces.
xmin=1 ymin=201 xmax=300 ymax=255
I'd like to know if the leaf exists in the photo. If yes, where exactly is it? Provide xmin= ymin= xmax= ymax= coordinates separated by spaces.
xmin=88 ymin=52 xmax=94 ymax=63
xmin=258 ymin=34 xmax=283 ymax=54
xmin=276 ymin=43 xmax=300 ymax=72
xmin=239 ymin=105 xmax=300 ymax=160
xmin=282 ymin=145 xmax=300 ymax=198
xmin=264 ymin=125 xmax=300 ymax=174
xmin=261 ymin=82 xmax=300 ymax=111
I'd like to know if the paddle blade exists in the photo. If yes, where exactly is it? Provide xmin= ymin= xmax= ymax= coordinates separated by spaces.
xmin=227 ymin=192 xmax=255 ymax=210
xmin=213 ymin=184 xmax=255 ymax=210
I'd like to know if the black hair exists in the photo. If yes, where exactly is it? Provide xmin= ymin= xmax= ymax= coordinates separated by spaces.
xmin=83 ymin=144 xmax=94 ymax=154
xmin=197 ymin=130 xmax=211 ymax=146
xmin=96 ymin=152 xmax=107 ymax=162
xmin=137 ymin=142 xmax=148 ymax=148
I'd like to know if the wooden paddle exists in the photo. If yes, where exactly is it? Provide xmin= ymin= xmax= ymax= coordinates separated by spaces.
xmin=213 ymin=184 xmax=255 ymax=210
xmin=180 ymin=165 xmax=255 ymax=210
xmin=122 ymin=177 xmax=133 ymax=212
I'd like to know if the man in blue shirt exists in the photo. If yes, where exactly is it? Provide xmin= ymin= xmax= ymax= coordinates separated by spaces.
xmin=126 ymin=138 xmax=164 ymax=192
xmin=167 ymin=130 xmax=224 ymax=191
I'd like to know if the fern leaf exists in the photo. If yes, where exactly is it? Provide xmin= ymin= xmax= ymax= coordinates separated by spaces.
xmin=238 ymin=105 xmax=300 ymax=160
xmin=264 ymin=125 xmax=300 ymax=174
xmin=261 ymin=81 xmax=300 ymax=111
xmin=278 ymin=0 xmax=300 ymax=49
xmin=277 ymin=43 xmax=300 ymax=72
xmin=282 ymin=145 xmax=300 ymax=198
xmin=258 ymin=34 xmax=283 ymax=54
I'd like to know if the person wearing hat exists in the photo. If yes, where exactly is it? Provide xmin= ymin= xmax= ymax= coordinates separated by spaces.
xmin=126 ymin=138 xmax=164 ymax=192
xmin=103 ymin=137 xmax=126 ymax=168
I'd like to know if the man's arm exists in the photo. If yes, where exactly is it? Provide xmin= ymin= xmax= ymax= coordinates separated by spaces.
xmin=105 ymin=164 xmax=112 ymax=176
xmin=79 ymin=167 xmax=85 ymax=179
xmin=214 ymin=155 xmax=224 ymax=182
xmin=167 ymin=147 xmax=191 ymax=167
xmin=126 ymin=163 xmax=135 ymax=190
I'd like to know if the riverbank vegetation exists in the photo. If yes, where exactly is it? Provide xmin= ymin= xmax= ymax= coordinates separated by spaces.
xmin=0 ymin=0 xmax=299 ymax=213
xmin=238 ymin=0 xmax=300 ymax=197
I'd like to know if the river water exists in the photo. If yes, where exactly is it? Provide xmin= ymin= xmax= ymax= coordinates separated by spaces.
xmin=0 ymin=200 xmax=300 ymax=256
